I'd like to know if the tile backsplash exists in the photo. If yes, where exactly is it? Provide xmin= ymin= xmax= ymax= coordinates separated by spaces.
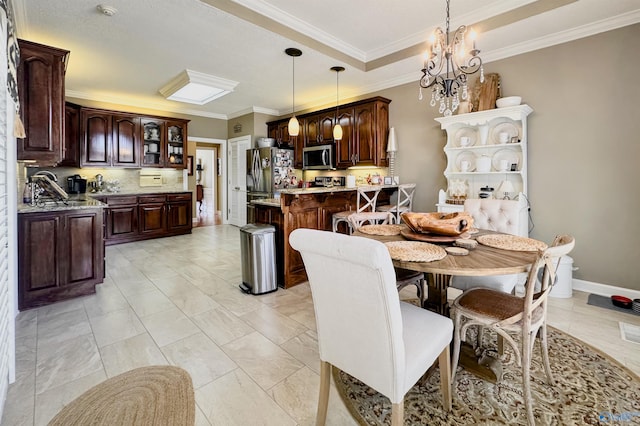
xmin=17 ymin=163 xmax=185 ymax=200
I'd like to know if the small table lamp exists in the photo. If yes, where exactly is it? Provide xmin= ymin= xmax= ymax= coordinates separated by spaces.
xmin=387 ymin=127 xmax=398 ymax=182
xmin=498 ymin=180 xmax=514 ymax=199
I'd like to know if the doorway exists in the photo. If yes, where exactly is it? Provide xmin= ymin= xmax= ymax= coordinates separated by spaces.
xmin=189 ymin=137 xmax=226 ymax=225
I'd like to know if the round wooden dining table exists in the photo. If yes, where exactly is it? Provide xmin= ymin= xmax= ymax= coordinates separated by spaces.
xmin=353 ymin=229 xmax=538 ymax=315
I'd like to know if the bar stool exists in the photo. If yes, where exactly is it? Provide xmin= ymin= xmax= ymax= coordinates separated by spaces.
xmin=332 ymin=187 xmax=381 ymax=234
xmin=377 ymin=183 xmax=416 ymax=224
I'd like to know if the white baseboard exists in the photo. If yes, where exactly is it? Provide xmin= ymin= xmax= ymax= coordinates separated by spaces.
xmin=573 ymin=279 xmax=640 ymax=300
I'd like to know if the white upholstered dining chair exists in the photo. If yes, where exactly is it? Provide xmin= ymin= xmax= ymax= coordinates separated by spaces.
xmin=348 ymin=212 xmax=426 ymax=306
xmin=450 ymin=235 xmax=575 ymax=426
xmin=289 ymin=229 xmax=452 ymax=426
xmin=449 ymin=196 xmax=529 ymax=295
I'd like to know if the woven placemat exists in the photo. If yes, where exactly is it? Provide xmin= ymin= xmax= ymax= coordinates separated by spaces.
xmin=384 ymin=241 xmax=447 ymax=262
xmin=477 ymin=234 xmax=547 ymax=252
xmin=358 ymin=224 xmax=404 ymax=236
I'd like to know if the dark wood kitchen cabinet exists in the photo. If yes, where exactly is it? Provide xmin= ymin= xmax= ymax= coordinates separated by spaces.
xmin=138 ymin=195 xmax=166 ymax=236
xmin=142 ymin=118 xmax=187 ymax=169
xmin=17 ymin=39 xmax=69 ymax=166
xmin=267 ymin=96 xmax=390 ymax=170
xmin=80 ymin=108 xmax=140 ymax=167
xmin=103 ymin=195 xmax=138 ymax=242
xmin=97 ymin=192 xmax=192 ymax=245
xmin=18 ymin=208 xmax=104 ymax=310
xmin=61 ymin=102 xmax=81 ymax=167
xmin=166 ymin=193 xmax=192 ymax=232
xmin=304 ymin=111 xmax=334 ymax=146
xmin=341 ymin=98 xmax=390 ymax=167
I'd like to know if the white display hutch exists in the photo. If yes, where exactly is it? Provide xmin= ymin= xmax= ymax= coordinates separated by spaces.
xmin=435 ymin=104 xmax=533 ymax=213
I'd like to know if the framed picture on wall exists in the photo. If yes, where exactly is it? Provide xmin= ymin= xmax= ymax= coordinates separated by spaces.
xmin=187 ymin=156 xmax=194 ymax=176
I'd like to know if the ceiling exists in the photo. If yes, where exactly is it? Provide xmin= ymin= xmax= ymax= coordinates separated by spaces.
xmin=14 ymin=0 xmax=640 ymax=120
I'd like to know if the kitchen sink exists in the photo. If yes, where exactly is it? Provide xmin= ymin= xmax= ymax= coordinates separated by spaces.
xmin=40 ymin=200 xmax=88 ymax=207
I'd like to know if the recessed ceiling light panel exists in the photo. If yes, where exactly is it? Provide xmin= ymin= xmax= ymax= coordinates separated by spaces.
xmin=159 ymin=70 xmax=239 ymax=105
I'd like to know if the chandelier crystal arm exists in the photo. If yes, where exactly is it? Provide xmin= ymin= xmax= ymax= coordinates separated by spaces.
xmin=418 ymin=0 xmax=484 ymax=116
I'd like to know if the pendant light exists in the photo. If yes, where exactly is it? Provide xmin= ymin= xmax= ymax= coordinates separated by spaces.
xmin=285 ymin=48 xmax=302 ymax=136
xmin=331 ymin=66 xmax=345 ymax=141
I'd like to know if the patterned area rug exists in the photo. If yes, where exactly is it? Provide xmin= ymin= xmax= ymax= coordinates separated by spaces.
xmin=332 ymin=326 xmax=640 ymax=425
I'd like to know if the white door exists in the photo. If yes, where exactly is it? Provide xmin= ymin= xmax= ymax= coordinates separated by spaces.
xmin=228 ymin=136 xmax=250 ymax=226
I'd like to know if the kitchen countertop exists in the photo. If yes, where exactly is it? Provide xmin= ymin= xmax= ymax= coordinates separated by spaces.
xmin=251 ymin=198 xmax=281 ymax=207
xmin=279 ymin=184 xmax=397 ymax=195
xmin=88 ymin=189 xmax=191 ymax=196
xmin=18 ymin=189 xmax=192 ymax=214
xmin=18 ymin=194 xmax=107 ymax=214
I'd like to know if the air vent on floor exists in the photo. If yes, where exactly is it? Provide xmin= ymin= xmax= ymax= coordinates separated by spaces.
xmin=619 ymin=322 xmax=640 ymax=344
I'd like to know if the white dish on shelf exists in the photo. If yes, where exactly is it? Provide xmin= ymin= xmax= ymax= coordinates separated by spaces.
xmin=496 ymin=96 xmax=522 ymax=108
xmin=455 ymin=151 xmax=476 ymax=172
xmin=454 ymin=127 xmax=477 ymax=147
xmin=492 ymin=148 xmax=521 ymax=171
xmin=490 ymin=122 xmax=519 ymax=144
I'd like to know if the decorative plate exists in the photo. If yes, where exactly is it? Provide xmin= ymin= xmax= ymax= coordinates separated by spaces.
xmin=455 ymin=151 xmax=477 ymax=172
xmin=454 ymin=127 xmax=477 ymax=148
xmin=490 ymin=121 xmax=519 ymax=144
xmin=492 ymin=148 xmax=521 ymax=171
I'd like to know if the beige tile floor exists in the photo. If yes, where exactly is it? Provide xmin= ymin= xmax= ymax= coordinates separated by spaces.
xmin=2 ymin=225 xmax=639 ymax=425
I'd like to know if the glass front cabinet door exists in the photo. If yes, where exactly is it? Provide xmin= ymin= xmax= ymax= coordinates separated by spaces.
xmin=142 ymin=119 xmax=163 ymax=167
xmin=166 ymin=121 xmax=185 ymax=168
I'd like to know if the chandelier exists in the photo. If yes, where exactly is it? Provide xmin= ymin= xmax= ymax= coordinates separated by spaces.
xmin=419 ymin=0 xmax=483 ymax=116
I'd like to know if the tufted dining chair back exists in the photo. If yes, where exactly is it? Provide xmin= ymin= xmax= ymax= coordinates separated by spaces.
xmin=449 ymin=196 xmax=529 ymax=295
xmin=464 ymin=197 xmax=528 ymax=237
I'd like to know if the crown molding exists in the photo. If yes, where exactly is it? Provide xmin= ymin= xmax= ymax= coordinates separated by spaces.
xmin=231 ymin=0 xmax=365 ymax=61
xmin=65 ymin=90 xmax=228 ymax=119
xmin=482 ymin=10 xmax=640 ymax=63
xmin=227 ymin=106 xmax=280 ymax=119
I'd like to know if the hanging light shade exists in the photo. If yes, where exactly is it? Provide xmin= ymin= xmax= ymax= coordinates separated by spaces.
xmin=419 ymin=0 xmax=483 ymax=116
xmin=331 ymin=66 xmax=345 ymax=141
xmin=285 ymin=48 xmax=302 ymax=136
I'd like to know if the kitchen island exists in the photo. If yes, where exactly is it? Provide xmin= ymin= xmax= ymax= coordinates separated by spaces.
xmin=253 ymin=185 xmax=397 ymax=288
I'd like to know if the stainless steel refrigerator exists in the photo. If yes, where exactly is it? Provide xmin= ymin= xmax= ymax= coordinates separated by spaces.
xmin=246 ymin=147 xmax=297 ymax=222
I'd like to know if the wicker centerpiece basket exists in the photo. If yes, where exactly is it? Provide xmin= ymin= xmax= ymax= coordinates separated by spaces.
xmin=401 ymin=212 xmax=474 ymax=236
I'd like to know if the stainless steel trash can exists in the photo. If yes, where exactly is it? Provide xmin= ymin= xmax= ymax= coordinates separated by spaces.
xmin=239 ymin=224 xmax=277 ymax=295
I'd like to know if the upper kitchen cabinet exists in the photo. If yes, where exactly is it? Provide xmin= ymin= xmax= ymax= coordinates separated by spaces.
xmin=304 ymin=111 xmax=334 ymax=146
xmin=142 ymin=118 xmax=188 ymax=168
xmin=267 ymin=118 xmax=303 ymax=167
xmin=60 ymin=102 xmax=80 ymax=167
xmin=336 ymin=97 xmax=390 ymax=168
xmin=267 ymin=96 xmax=391 ymax=170
xmin=17 ymin=39 xmax=69 ymax=166
xmin=142 ymin=119 xmax=164 ymax=167
xmin=166 ymin=120 xmax=186 ymax=168
xmin=80 ymin=108 xmax=140 ymax=167
xmin=268 ymin=120 xmax=292 ymax=147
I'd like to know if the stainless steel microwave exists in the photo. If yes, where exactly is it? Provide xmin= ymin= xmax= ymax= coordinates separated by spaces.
xmin=302 ymin=144 xmax=335 ymax=170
